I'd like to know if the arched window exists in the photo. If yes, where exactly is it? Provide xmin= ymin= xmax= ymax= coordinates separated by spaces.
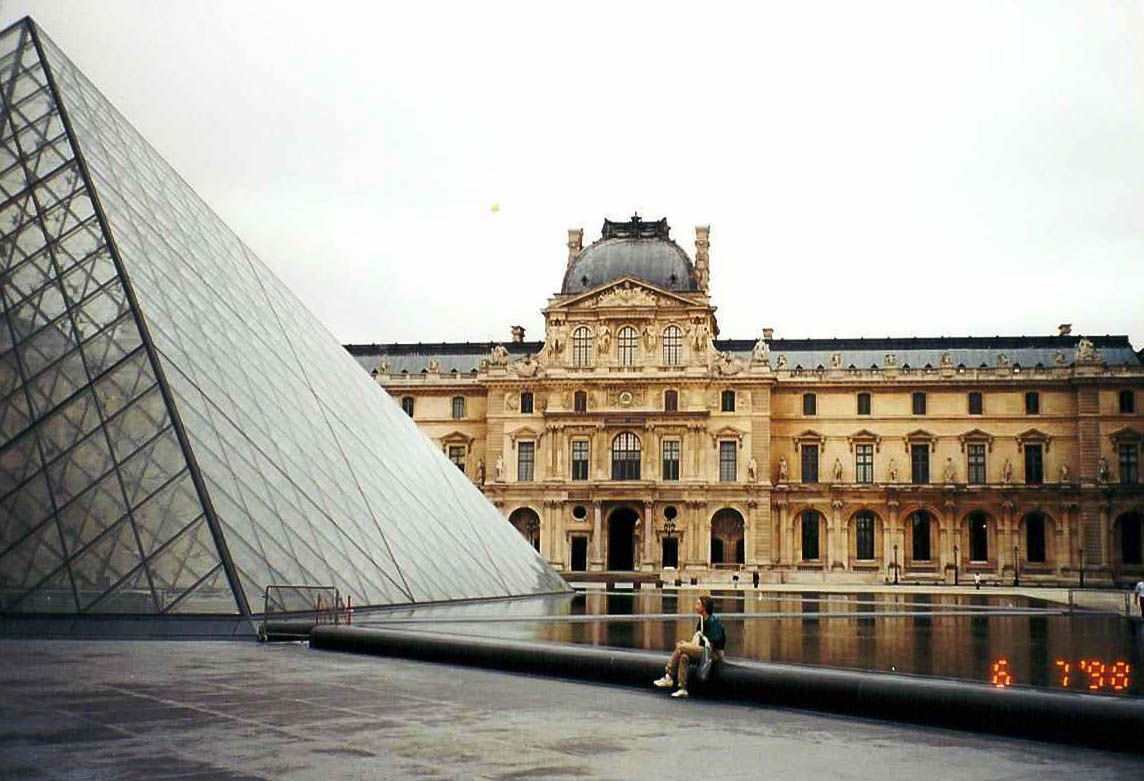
xmin=1025 ymin=513 xmax=1046 ymax=563
xmin=854 ymin=511 xmax=876 ymax=560
xmin=401 ymin=396 xmax=414 ymax=417
xmin=801 ymin=510 xmax=821 ymax=561
xmin=617 ymin=326 xmax=638 ymax=366
xmin=968 ymin=511 xmax=989 ymax=562
xmin=664 ymin=389 xmax=678 ymax=412
xmin=611 ymin=432 xmax=641 ymax=480
xmin=911 ymin=511 xmax=931 ymax=561
xmin=662 ymin=325 xmax=682 ymax=365
xmin=573 ymin=390 xmax=587 ymax=413
xmin=572 ymin=326 xmax=593 ymax=367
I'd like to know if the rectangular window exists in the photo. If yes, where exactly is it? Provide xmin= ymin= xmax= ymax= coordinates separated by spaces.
xmin=664 ymin=390 xmax=678 ymax=411
xmin=967 ymin=443 xmax=986 ymax=485
xmin=721 ymin=390 xmax=735 ymax=412
xmin=448 ymin=445 xmax=465 ymax=471
xmin=662 ymin=440 xmax=680 ymax=481
xmin=857 ymin=392 xmax=871 ymax=415
xmin=855 ymin=513 xmax=875 ymax=560
xmin=912 ymin=392 xmax=927 ymax=415
xmin=571 ymin=440 xmax=589 ymax=481
xmin=1025 ymin=391 xmax=1040 ymax=415
xmin=520 ymin=392 xmax=533 ymax=414
xmin=803 ymin=393 xmax=816 ymax=415
xmin=801 ymin=444 xmax=818 ymax=484
xmin=401 ymin=396 xmax=414 ymax=417
xmin=911 ymin=444 xmax=929 ymax=484
xmin=574 ymin=391 xmax=587 ymax=413
xmin=1024 ymin=444 xmax=1043 ymax=484
xmin=1120 ymin=390 xmax=1136 ymax=414
xmin=968 ymin=392 xmax=982 ymax=415
xmin=719 ymin=441 xmax=737 ymax=482
xmin=517 ymin=441 xmax=534 ymax=482
xmin=855 ymin=444 xmax=874 ymax=484
xmin=452 ymin=396 xmax=465 ymax=419
xmin=1120 ymin=443 xmax=1140 ymax=485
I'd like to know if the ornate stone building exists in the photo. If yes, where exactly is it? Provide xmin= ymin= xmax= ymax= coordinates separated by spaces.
xmin=347 ymin=216 xmax=1144 ymax=585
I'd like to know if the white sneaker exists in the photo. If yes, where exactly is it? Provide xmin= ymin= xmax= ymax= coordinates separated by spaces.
xmin=671 ymin=689 xmax=689 ymax=698
xmin=653 ymin=675 xmax=674 ymax=688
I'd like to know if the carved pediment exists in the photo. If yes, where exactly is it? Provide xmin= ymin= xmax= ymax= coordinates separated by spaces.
xmin=905 ymin=429 xmax=937 ymax=451
xmin=1016 ymin=428 xmax=1052 ymax=452
xmin=439 ymin=430 xmax=476 ymax=453
xmin=712 ymin=425 xmax=747 ymax=448
xmin=958 ymin=428 xmax=995 ymax=452
xmin=509 ymin=425 xmax=542 ymax=447
xmin=847 ymin=429 xmax=882 ymax=452
xmin=793 ymin=429 xmax=826 ymax=448
xmin=548 ymin=276 xmax=701 ymax=311
xmin=1109 ymin=427 xmax=1143 ymax=444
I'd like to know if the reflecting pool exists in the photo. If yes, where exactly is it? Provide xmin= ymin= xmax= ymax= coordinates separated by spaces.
xmin=356 ymin=589 xmax=1144 ymax=697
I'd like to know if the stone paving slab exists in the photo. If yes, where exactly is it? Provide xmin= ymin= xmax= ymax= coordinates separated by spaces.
xmin=0 ymin=639 xmax=1142 ymax=779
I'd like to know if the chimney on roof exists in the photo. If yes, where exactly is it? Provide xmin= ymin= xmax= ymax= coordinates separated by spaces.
xmin=762 ymin=328 xmax=774 ymax=341
xmin=1058 ymin=323 xmax=1072 ymax=336
xmin=567 ymin=228 xmax=583 ymax=269
xmin=694 ymin=225 xmax=710 ymax=291
xmin=511 ymin=325 xmax=525 ymax=343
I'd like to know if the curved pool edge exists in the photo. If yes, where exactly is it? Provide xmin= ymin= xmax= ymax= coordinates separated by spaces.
xmin=309 ymin=625 xmax=1144 ymax=754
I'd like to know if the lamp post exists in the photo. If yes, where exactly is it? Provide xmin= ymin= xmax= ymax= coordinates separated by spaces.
xmin=1079 ymin=547 xmax=1085 ymax=589
xmin=1013 ymin=544 xmax=1020 ymax=587
xmin=953 ymin=543 xmax=960 ymax=586
xmin=663 ymin=517 xmax=676 ymax=570
xmin=893 ymin=543 xmax=899 ymax=585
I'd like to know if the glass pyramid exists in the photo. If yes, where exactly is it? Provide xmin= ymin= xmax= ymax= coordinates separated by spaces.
xmin=0 ymin=18 xmax=567 ymax=627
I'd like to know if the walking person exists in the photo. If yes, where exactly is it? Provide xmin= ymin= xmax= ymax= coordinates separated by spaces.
xmin=653 ymin=595 xmax=726 ymax=698
xmin=1133 ymin=580 xmax=1144 ymax=617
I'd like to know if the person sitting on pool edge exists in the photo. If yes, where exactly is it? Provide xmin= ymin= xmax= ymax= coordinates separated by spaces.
xmin=653 ymin=595 xmax=726 ymax=698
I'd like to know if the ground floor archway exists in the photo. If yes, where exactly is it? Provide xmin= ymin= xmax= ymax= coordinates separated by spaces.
xmin=509 ymin=507 xmax=540 ymax=552
xmin=607 ymin=507 xmax=638 ymax=571
xmin=1117 ymin=511 xmax=1143 ymax=565
xmin=711 ymin=508 xmax=745 ymax=565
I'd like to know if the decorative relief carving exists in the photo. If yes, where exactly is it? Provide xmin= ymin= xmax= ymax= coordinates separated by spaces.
xmin=597 ymin=282 xmax=657 ymax=308
xmin=713 ymin=352 xmax=747 ymax=376
xmin=510 ymin=354 xmax=544 ymax=377
xmin=505 ymin=392 xmax=519 ymax=411
xmin=1076 ymin=337 xmax=1098 ymax=362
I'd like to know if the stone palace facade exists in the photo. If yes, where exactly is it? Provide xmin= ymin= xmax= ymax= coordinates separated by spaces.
xmin=347 ymin=216 xmax=1144 ymax=585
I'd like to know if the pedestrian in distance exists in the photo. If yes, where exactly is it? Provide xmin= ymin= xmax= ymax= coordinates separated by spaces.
xmin=1133 ymin=580 xmax=1144 ymax=617
xmin=653 ymin=595 xmax=726 ymax=699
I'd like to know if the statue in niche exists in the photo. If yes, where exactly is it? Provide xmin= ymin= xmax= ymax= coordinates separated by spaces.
xmin=546 ymin=320 xmax=566 ymax=356
xmin=887 ymin=458 xmax=898 ymax=483
xmin=751 ymin=336 xmax=770 ymax=364
xmin=642 ymin=323 xmax=657 ymax=350
xmin=943 ymin=456 xmax=957 ymax=483
xmin=1002 ymin=458 xmax=1014 ymax=485
xmin=476 ymin=458 xmax=485 ymax=484
xmin=747 ymin=456 xmax=758 ymax=482
xmin=688 ymin=320 xmax=709 ymax=351
xmin=1059 ymin=462 xmax=1070 ymax=483
xmin=1099 ymin=457 xmax=1110 ymax=483
xmin=1076 ymin=337 xmax=1097 ymax=362
xmin=832 ymin=457 xmax=844 ymax=482
xmin=776 ymin=354 xmax=788 ymax=370
xmin=597 ymin=325 xmax=611 ymax=354
xmin=777 ymin=457 xmax=789 ymax=483
xmin=494 ymin=455 xmax=504 ymax=482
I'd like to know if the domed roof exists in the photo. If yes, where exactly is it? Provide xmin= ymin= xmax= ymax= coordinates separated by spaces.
xmin=561 ymin=216 xmax=699 ymax=295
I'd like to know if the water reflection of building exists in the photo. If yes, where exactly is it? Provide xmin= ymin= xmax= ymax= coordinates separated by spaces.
xmin=349 ymin=216 xmax=1144 ymax=585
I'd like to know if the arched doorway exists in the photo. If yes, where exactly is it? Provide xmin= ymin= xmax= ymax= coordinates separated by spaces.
xmin=711 ymin=508 xmax=745 ymax=565
xmin=1118 ymin=511 xmax=1144 ymax=565
xmin=967 ymin=511 xmax=990 ymax=563
xmin=508 ymin=507 xmax=540 ymax=552
xmin=607 ymin=507 xmax=638 ymax=570
xmin=1023 ymin=512 xmax=1048 ymax=564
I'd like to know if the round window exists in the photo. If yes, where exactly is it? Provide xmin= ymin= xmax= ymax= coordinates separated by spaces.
xmin=572 ymin=505 xmax=587 ymax=520
xmin=664 ymin=505 xmax=678 ymax=521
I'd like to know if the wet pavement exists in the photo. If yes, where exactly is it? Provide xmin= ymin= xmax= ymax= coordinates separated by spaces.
xmin=1 ymin=638 xmax=1143 ymax=779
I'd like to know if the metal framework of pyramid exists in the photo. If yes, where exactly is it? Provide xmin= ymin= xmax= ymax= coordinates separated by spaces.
xmin=0 ymin=18 xmax=567 ymax=632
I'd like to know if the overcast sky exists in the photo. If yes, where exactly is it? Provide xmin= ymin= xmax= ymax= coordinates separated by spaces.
xmin=5 ymin=1 xmax=1143 ymax=347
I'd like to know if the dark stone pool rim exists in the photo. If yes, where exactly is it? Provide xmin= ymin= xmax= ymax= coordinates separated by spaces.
xmin=310 ymin=625 xmax=1144 ymax=754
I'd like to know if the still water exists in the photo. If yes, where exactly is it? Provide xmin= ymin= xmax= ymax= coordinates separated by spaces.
xmin=358 ymin=589 xmax=1144 ymax=697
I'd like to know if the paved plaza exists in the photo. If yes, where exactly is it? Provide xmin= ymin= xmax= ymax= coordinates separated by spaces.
xmin=1 ymin=638 xmax=1142 ymax=780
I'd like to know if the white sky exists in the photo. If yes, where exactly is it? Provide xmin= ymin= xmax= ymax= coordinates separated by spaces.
xmin=5 ymin=1 xmax=1143 ymax=347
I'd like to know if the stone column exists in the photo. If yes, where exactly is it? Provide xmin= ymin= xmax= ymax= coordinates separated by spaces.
xmin=999 ymin=501 xmax=1014 ymax=577
xmin=832 ymin=498 xmax=846 ymax=571
xmin=591 ymin=501 xmax=604 ymax=571
xmin=941 ymin=497 xmax=956 ymax=575
xmin=643 ymin=501 xmax=655 ymax=571
xmin=1100 ymin=504 xmax=1112 ymax=567
xmin=744 ymin=499 xmax=756 ymax=567
xmin=886 ymin=496 xmax=899 ymax=582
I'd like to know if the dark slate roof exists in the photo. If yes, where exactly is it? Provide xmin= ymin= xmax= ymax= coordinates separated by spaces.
xmin=561 ymin=217 xmax=698 ymax=295
xmin=346 ymin=334 xmax=1141 ymax=375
